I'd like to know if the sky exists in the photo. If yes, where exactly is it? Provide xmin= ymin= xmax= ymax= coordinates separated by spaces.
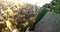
xmin=20 ymin=0 xmax=52 ymax=7
xmin=0 ymin=0 xmax=52 ymax=7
